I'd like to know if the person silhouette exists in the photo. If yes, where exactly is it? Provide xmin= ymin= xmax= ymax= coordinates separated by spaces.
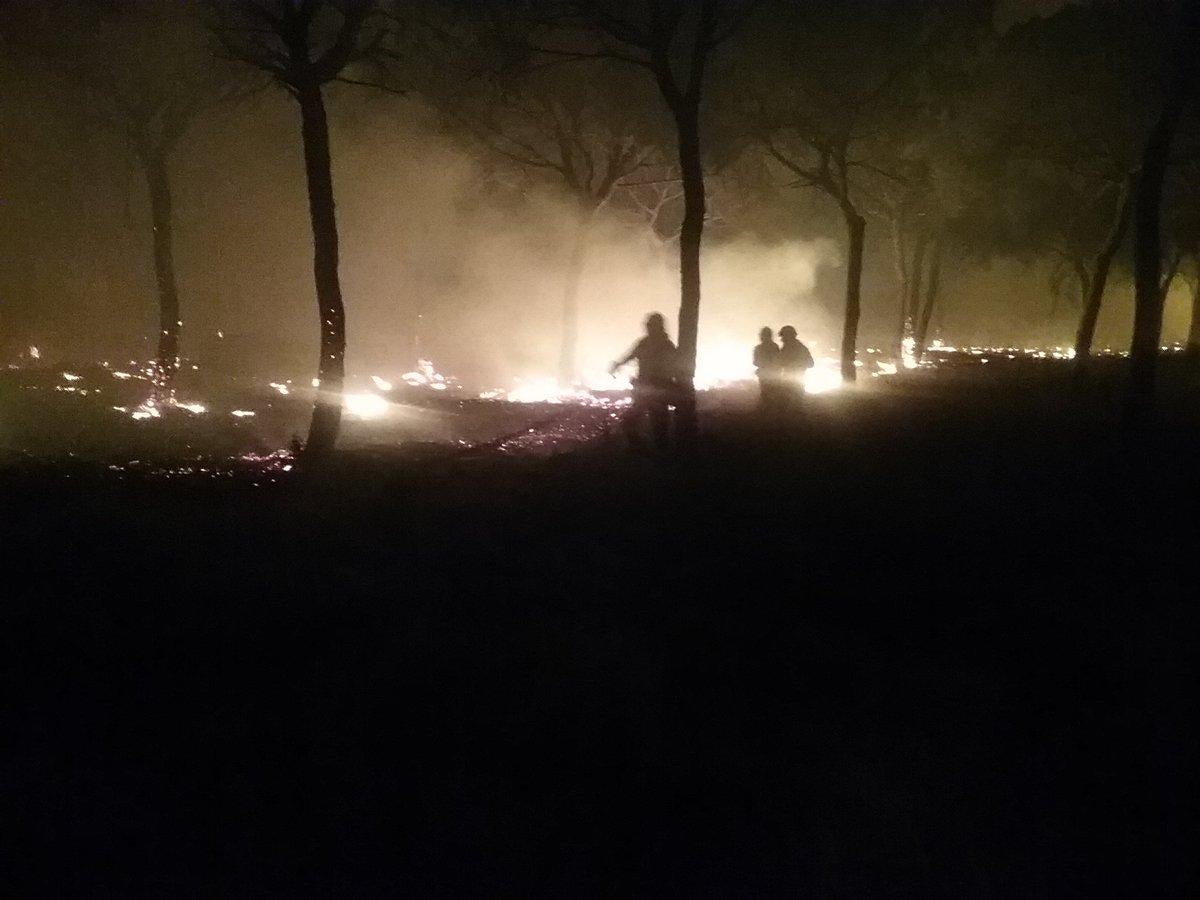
xmin=753 ymin=326 xmax=781 ymax=410
xmin=777 ymin=325 xmax=815 ymax=407
xmin=610 ymin=312 xmax=677 ymax=449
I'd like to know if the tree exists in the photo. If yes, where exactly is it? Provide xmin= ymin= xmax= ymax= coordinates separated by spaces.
xmin=18 ymin=1 xmax=240 ymax=383
xmin=1128 ymin=2 xmax=1200 ymax=419
xmin=446 ymin=60 xmax=665 ymax=384
xmin=527 ymin=0 xmax=761 ymax=433
xmin=979 ymin=4 xmax=1168 ymax=372
xmin=209 ymin=0 xmax=395 ymax=455
xmin=732 ymin=1 xmax=940 ymax=382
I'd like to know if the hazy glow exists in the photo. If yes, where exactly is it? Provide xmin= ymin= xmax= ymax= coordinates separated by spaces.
xmin=370 ymin=375 xmax=394 ymax=391
xmin=343 ymin=393 xmax=390 ymax=419
xmin=802 ymin=363 xmax=843 ymax=395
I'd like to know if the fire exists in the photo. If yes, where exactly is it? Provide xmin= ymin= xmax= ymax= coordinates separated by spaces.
xmin=343 ymin=393 xmax=390 ymax=419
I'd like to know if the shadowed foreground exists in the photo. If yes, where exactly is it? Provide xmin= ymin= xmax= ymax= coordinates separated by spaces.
xmin=4 ymin=366 xmax=1198 ymax=895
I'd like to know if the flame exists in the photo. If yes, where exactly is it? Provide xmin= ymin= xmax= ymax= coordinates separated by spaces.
xmin=343 ymin=393 xmax=389 ymax=419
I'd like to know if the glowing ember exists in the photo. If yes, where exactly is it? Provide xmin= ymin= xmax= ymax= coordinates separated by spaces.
xmin=231 ymin=409 xmax=256 ymax=418
xmin=268 ymin=382 xmax=290 ymax=395
xmin=901 ymin=335 xmax=918 ymax=370
xmin=174 ymin=401 xmax=207 ymax=415
xmin=112 ymin=371 xmax=133 ymax=380
xmin=61 ymin=372 xmax=82 ymax=382
xmin=370 ymin=375 xmax=394 ymax=391
xmin=29 ymin=345 xmax=41 ymax=360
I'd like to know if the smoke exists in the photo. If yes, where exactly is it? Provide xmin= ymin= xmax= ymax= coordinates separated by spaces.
xmin=187 ymin=91 xmax=844 ymax=388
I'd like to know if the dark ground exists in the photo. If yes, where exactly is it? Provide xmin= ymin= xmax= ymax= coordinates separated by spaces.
xmin=3 ymin=360 xmax=1198 ymax=895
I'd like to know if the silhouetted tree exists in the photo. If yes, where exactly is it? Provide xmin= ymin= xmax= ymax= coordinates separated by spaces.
xmin=731 ymin=1 xmax=986 ymax=381
xmin=527 ymin=0 xmax=761 ymax=434
xmin=209 ymin=0 xmax=395 ymax=455
xmin=450 ymin=64 xmax=664 ymax=384
xmin=20 ymin=1 xmax=241 ymax=382
xmin=1128 ymin=2 xmax=1200 ymax=419
xmin=979 ymin=4 xmax=1169 ymax=372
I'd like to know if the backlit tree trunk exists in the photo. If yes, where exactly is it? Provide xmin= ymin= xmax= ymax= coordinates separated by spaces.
xmin=905 ymin=230 xmax=928 ymax=342
xmin=1075 ymin=178 xmax=1134 ymax=366
xmin=1128 ymin=108 xmax=1186 ymax=419
xmin=1186 ymin=278 xmax=1200 ymax=357
xmin=891 ymin=218 xmax=909 ymax=358
xmin=840 ymin=206 xmax=866 ymax=382
xmin=142 ymin=149 xmax=181 ymax=380
xmin=298 ymin=82 xmax=346 ymax=455
xmin=914 ymin=237 xmax=942 ymax=362
xmin=670 ymin=101 xmax=704 ymax=436
xmin=557 ymin=205 xmax=594 ymax=386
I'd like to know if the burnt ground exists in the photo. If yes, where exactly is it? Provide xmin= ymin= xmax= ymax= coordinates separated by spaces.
xmin=3 ymin=359 xmax=1199 ymax=895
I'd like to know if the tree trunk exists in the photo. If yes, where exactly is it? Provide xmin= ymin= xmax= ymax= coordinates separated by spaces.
xmin=891 ymin=217 xmax=909 ymax=358
xmin=297 ymin=83 xmax=346 ymax=456
xmin=1186 ymin=278 xmax=1200 ymax=357
xmin=1127 ymin=0 xmax=1200 ymax=419
xmin=672 ymin=102 xmax=705 ymax=436
xmin=557 ymin=206 xmax=594 ymax=386
xmin=905 ymin=230 xmax=928 ymax=336
xmin=913 ymin=237 xmax=943 ymax=362
xmin=840 ymin=206 xmax=866 ymax=383
xmin=142 ymin=150 xmax=181 ymax=382
xmin=674 ymin=105 xmax=704 ymax=375
xmin=1128 ymin=105 xmax=1187 ymax=420
xmin=1074 ymin=178 xmax=1134 ymax=367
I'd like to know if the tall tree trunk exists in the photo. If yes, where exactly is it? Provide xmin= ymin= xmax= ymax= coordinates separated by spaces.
xmin=1128 ymin=109 xmax=1187 ymax=419
xmin=913 ymin=237 xmax=943 ymax=362
xmin=142 ymin=150 xmax=181 ymax=382
xmin=1074 ymin=178 xmax=1134 ymax=367
xmin=905 ymin=230 xmax=928 ymax=336
xmin=1186 ymin=277 xmax=1200 ymax=357
xmin=840 ymin=205 xmax=866 ymax=383
xmin=557 ymin=205 xmax=594 ymax=386
xmin=672 ymin=102 xmax=705 ymax=436
xmin=891 ymin=217 xmax=909 ymax=358
xmin=1127 ymin=1 xmax=1200 ymax=419
xmin=297 ymin=83 xmax=346 ymax=456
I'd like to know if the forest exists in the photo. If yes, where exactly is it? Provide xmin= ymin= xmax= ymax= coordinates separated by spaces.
xmin=2 ymin=1 xmax=1199 ymax=895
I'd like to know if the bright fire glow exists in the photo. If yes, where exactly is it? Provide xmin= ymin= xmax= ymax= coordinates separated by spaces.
xmin=370 ymin=375 xmax=393 ymax=391
xmin=344 ymin=392 xmax=390 ymax=419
